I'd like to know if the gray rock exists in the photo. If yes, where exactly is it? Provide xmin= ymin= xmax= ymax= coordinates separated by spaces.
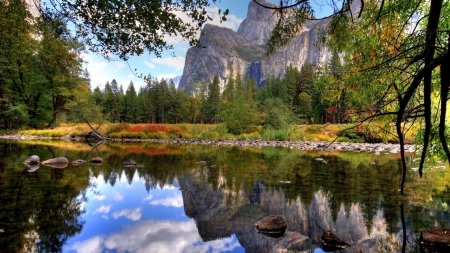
xmin=23 ymin=155 xmax=40 ymax=165
xmin=42 ymin=157 xmax=69 ymax=165
xmin=71 ymin=159 xmax=87 ymax=166
xmin=256 ymin=215 xmax=287 ymax=236
xmin=123 ymin=159 xmax=137 ymax=166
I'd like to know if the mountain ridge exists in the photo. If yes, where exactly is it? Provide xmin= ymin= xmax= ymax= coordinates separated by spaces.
xmin=178 ymin=0 xmax=332 ymax=90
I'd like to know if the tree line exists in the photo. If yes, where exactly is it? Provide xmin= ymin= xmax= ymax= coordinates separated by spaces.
xmin=87 ymin=51 xmax=351 ymax=135
xmin=0 ymin=0 xmax=353 ymax=134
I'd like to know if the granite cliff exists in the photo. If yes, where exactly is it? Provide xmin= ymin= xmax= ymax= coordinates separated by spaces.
xmin=178 ymin=0 xmax=331 ymax=90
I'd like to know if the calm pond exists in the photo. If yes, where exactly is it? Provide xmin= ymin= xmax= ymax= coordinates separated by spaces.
xmin=0 ymin=139 xmax=449 ymax=253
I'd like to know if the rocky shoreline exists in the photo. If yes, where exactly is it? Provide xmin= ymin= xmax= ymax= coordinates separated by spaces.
xmin=1 ymin=134 xmax=416 ymax=154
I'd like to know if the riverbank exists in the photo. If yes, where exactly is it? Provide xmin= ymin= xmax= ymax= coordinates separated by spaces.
xmin=0 ymin=133 xmax=416 ymax=154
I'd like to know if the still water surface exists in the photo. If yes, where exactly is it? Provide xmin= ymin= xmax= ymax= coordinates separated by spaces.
xmin=0 ymin=140 xmax=449 ymax=252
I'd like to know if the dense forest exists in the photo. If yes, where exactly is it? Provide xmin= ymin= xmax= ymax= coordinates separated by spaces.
xmin=1 ymin=0 xmax=449 ymax=169
xmin=89 ymin=56 xmax=349 ymax=135
xmin=0 ymin=0 xmax=352 ymax=135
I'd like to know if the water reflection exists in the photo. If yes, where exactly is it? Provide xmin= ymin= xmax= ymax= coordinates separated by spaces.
xmin=0 ymin=140 xmax=449 ymax=252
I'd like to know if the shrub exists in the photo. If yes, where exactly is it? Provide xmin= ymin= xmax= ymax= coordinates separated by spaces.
xmin=200 ymin=131 xmax=220 ymax=140
xmin=261 ymin=128 xmax=288 ymax=141
xmin=105 ymin=123 xmax=130 ymax=135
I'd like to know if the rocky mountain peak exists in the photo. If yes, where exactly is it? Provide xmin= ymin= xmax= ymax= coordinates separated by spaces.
xmin=178 ymin=1 xmax=332 ymax=90
xmin=236 ymin=0 xmax=278 ymax=45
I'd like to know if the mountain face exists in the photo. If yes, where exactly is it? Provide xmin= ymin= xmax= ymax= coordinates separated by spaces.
xmin=178 ymin=0 xmax=332 ymax=90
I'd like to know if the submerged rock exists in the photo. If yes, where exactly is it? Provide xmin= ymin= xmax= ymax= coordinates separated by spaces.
xmin=422 ymin=228 xmax=450 ymax=251
xmin=271 ymin=232 xmax=319 ymax=253
xmin=71 ymin=159 xmax=87 ymax=166
xmin=42 ymin=157 xmax=69 ymax=165
xmin=321 ymin=229 xmax=350 ymax=249
xmin=256 ymin=215 xmax=287 ymax=238
xmin=123 ymin=159 xmax=137 ymax=166
xmin=23 ymin=155 xmax=40 ymax=165
xmin=90 ymin=157 xmax=103 ymax=164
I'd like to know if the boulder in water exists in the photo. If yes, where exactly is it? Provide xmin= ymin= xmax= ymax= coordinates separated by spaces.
xmin=90 ymin=157 xmax=103 ymax=164
xmin=23 ymin=155 xmax=40 ymax=165
xmin=256 ymin=215 xmax=287 ymax=238
xmin=42 ymin=157 xmax=69 ymax=165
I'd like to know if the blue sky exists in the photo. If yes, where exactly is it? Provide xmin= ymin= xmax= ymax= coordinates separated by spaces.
xmin=83 ymin=0 xmax=336 ymax=91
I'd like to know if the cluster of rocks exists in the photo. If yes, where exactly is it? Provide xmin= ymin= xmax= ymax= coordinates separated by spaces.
xmin=2 ymin=133 xmax=417 ymax=154
xmin=22 ymin=155 xmax=104 ymax=171
xmin=110 ymin=138 xmax=416 ymax=154
xmin=255 ymin=215 xmax=350 ymax=252
xmin=22 ymin=155 xmax=144 ymax=172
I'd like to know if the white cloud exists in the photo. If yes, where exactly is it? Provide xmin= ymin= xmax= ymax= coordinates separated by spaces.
xmin=156 ymin=74 xmax=177 ymax=81
xmin=150 ymin=57 xmax=185 ymax=70
xmin=162 ymin=7 xmax=243 ymax=45
xmin=144 ymin=60 xmax=155 ymax=69
xmin=205 ymin=7 xmax=243 ymax=30
xmin=150 ymin=195 xmax=184 ymax=208
xmin=68 ymin=219 xmax=241 ymax=253
xmin=93 ymin=205 xmax=112 ymax=215
xmin=115 ymin=61 xmax=126 ymax=70
xmin=112 ymin=208 xmax=142 ymax=221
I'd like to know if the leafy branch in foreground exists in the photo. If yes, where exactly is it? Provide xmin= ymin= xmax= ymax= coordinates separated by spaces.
xmin=38 ymin=0 xmax=228 ymax=60
xmin=261 ymin=0 xmax=450 ymax=195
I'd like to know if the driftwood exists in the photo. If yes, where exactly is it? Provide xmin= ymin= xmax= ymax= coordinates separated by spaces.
xmin=84 ymin=119 xmax=106 ymax=140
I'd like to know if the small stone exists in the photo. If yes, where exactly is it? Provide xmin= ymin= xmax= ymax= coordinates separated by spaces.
xmin=90 ymin=157 xmax=103 ymax=163
xmin=123 ymin=159 xmax=137 ymax=166
xmin=23 ymin=155 xmax=40 ymax=165
xmin=42 ymin=157 xmax=69 ymax=165
xmin=71 ymin=159 xmax=86 ymax=166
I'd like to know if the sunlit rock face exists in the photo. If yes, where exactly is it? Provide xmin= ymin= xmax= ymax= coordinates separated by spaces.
xmin=178 ymin=0 xmax=331 ymax=90
xmin=25 ymin=0 xmax=41 ymax=17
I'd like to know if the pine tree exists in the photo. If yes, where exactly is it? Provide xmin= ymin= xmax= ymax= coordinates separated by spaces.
xmin=208 ymin=75 xmax=221 ymax=123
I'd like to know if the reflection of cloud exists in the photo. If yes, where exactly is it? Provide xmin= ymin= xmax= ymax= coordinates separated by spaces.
xmin=68 ymin=236 xmax=103 ymax=253
xmin=94 ymin=194 xmax=105 ymax=201
xmin=93 ymin=205 xmax=112 ymax=215
xmin=112 ymin=208 xmax=142 ymax=221
xmin=142 ymin=195 xmax=153 ymax=202
xmin=68 ymin=219 xmax=241 ymax=253
xmin=112 ymin=191 xmax=123 ymax=201
xmin=150 ymin=195 xmax=183 ymax=208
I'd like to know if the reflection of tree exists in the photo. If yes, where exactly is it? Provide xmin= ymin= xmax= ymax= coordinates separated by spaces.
xmin=0 ymin=143 xmax=88 ymax=252
xmin=3 ymin=140 xmax=450 ymax=252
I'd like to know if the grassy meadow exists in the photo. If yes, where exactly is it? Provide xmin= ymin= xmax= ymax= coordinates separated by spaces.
xmin=13 ymin=122 xmax=414 ymax=143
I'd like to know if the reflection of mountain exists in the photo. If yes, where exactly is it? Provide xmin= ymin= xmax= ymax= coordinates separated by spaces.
xmin=179 ymin=170 xmax=406 ymax=252
xmin=3 ymin=141 xmax=450 ymax=252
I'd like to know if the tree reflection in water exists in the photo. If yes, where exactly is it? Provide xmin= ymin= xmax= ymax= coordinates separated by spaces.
xmin=0 ymin=140 xmax=449 ymax=252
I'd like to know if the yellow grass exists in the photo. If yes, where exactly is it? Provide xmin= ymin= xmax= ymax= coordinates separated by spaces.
xmin=16 ymin=122 xmax=408 ymax=143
